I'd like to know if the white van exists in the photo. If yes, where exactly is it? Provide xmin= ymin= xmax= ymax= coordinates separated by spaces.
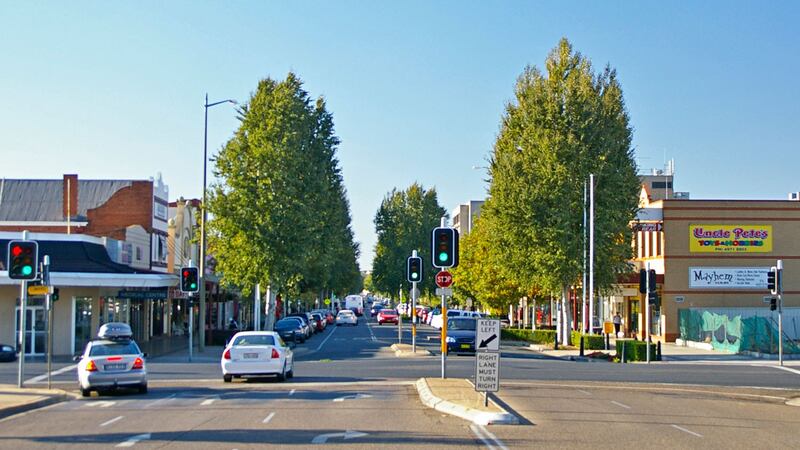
xmin=344 ymin=295 xmax=364 ymax=316
xmin=430 ymin=309 xmax=479 ymax=329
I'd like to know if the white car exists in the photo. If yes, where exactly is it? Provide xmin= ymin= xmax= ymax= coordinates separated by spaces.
xmin=336 ymin=310 xmax=358 ymax=326
xmin=430 ymin=310 xmax=480 ymax=329
xmin=221 ymin=331 xmax=294 ymax=383
xmin=75 ymin=322 xmax=148 ymax=397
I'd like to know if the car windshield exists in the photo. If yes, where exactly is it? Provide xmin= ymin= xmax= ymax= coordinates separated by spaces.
xmin=275 ymin=320 xmax=301 ymax=330
xmin=447 ymin=310 xmax=462 ymax=317
xmin=231 ymin=335 xmax=276 ymax=346
xmin=88 ymin=340 xmax=141 ymax=356
xmin=448 ymin=318 xmax=476 ymax=330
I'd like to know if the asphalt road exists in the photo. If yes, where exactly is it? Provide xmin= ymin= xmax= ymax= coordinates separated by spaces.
xmin=0 ymin=313 xmax=799 ymax=448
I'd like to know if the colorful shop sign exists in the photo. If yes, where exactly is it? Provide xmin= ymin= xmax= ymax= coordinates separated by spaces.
xmin=689 ymin=225 xmax=772 ymax=253
xmin=688 ymin=267 xmax=769 ymax=289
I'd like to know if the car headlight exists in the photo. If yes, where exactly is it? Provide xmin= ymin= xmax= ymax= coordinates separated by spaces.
xmin=445 ymin=336 xmax=456 ymax=343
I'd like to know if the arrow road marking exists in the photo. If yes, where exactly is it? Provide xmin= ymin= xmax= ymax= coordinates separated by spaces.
xmin=333 ymin=394 xmax=372 ymax=402
xmin=479 ymin=334 xmax=497 ymax=348
xmin=84 ymin=401 xmax=116 ymax=408
xmin=116 ymin=433 xmax=151 ymax=447
xmin=311 ymin=430 xmax=368 ymax=444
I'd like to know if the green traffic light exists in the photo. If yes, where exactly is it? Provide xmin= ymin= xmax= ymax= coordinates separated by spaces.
xmin=438 ymin=252 xmax=448 ymax=262
xmin=412 ymin=272 xmax=418 ymax=279
xmin=21 ymin=266 xmax=33 ymax=276
xmin=190 ymin=283 xmax=197 ymax=289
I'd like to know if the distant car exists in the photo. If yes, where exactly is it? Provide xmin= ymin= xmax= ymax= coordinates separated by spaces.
xmin=274 ymin=318 xmax=307 ymax=343
xmin=75 ymin=323 xmax=148 ymax=397
xmin=0 ymin=344 xmax=16 ymax=362
xmin=285 ymin=313 xmax=315 ymax=336
xmin=221 ymin=331 xmax=294 ymax=383
xmin=431 ymin=309 xmax=477 ymax=329
xmin=377 ymin=309 xmax=399 ymax=325
xmin=310 ymin=313 xmax=326 ymax=332
xmin=336 ymin=310 xmax=358 ymax=326
xmin=370 ymin=304 xmax=384 ymax=315
xmin=445 ymin=317 xmax=477 ymax=355
xmin=312 ymin=310 xmax=335 ymax=325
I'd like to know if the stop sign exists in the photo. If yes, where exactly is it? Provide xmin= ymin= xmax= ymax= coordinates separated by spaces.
xmin=435 ymin=270 xmax=453 ymax=288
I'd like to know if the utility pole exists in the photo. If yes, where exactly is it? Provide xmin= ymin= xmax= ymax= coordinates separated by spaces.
xmin=777 ymin=259 xmax=784 ymax=366
xmin=646 ymin=262 xmax=651 ymax=364
xmin=589 ymin=174 xmax=595 ymax=334
xmin=582 ymin=180 xmax=587 ymax=333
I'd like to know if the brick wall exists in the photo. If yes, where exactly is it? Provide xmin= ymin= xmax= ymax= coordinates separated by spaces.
xmin=85 ymin=181 xmax=154 ymax=239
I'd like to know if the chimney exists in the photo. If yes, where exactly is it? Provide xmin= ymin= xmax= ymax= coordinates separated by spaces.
xmin=63 ymin=174 xmax=78 ymax=219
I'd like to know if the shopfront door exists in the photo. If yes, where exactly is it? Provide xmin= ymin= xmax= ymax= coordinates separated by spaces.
xmin=15 ymin=306 xmax=46 ymax=356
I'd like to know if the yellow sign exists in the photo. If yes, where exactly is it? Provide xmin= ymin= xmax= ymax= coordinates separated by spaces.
xmin=603 ymin=321 xmax=614 ymax=334
xmin=27 ymin=285 xmax=52 ymax=296
xmin=689 ymin=225 xmax=772 ymax=253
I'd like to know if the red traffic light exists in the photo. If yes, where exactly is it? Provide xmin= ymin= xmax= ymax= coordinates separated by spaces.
xmin=11 ymin=245 xmax=22 ymax=257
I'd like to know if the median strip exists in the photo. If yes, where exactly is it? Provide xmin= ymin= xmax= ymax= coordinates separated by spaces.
xmin=415 ymin=377 xmax=518 ymax=426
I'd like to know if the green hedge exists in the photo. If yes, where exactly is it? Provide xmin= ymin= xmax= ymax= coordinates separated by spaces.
xmin=501 ymin=328 xmax=557 ymax=345
xmin=571 ymin=332 xmax=606 ymax=350
xmin=615 ymin=339 xmax=657 ymax=362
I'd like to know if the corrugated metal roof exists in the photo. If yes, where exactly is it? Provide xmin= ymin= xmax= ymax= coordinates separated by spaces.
xmin=0 ymin=179 xmax=133 ymax=221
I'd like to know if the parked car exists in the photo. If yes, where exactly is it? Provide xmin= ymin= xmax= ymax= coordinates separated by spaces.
xmin=274 ymin=318 xmax=307 ymax=343
xmin=285 ymin=313 xmax=315 ymax=336
xmin=336 ymin=310 xmax=358 ymax=326
xmin=310 ymin=313 xmax=326 ymax=332
xmin=221 ymin=331 xmax=294 ymax=383
xmin=74 ymin=322 xmax=148 ymax=397
xmin=377 ymin=309 xmax=399 ymax=325
xmin=416 ymin=306 xmax=430 ymax=323
xmin=312 ymin=310 xmax=335 ymax=325
xmin=431 ymin=309 xmax=479 ymax=329
xmin=0 ymin=344 xmax=16 ymax=362
xmin=445 ymin=317 xmax=477 ymax=355
xmin=370 ymin=303 xmax=384 ymax=315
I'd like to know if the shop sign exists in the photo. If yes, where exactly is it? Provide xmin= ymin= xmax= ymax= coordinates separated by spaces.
xmin=689 ymin=225 xmax=772 ymax=253
xmin=688 ymin=267 xmax=769 ymax=289
xmin=117 ymin=290 xmax=168 ymax=300
xmin=632 ymin=222 xmax=663 ymax=232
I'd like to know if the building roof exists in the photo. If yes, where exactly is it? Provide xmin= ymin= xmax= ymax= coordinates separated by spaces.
xmin=0 ymin=179 xmax=133 ymax=221
xmin=0 ymin=238 xmax=150 ymax=274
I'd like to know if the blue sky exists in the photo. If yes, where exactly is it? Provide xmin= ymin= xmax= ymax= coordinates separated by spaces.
xmin=2 ymin=2 xmax=799 ymax=271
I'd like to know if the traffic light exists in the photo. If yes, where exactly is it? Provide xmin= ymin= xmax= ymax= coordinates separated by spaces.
xmin=649 ymin=269 xmax=656 ymax=292
xmin=180 ymin=267 xmax=199 ymax=292
xmin=769 ymin=297 xmax=777 ymax=311
xmin=7 ymin=240 xmax=38 ymax=280
xmin=407 ymin=256 xmax=423 ymax=283
xmin=767 ymin=267 xmax=777 ymax=295
xmin=52 ymin=288 xmax=60 ymax=302
xmin=639 ymin=269 xmax=647 ymax=293
xmin=431 ymin=227 xmax=459 ymax=268
xmin=649 ymin=291 xmax=660 ymax=309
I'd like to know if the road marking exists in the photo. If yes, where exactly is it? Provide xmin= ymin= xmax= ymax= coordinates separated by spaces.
xmin=116 ymin=433 xmax=151 ymax=447
xmin=311 ymin=430 xmax=368 ymax=444
xmin=470 ymin=424 xmax=508 ymax=450
xmin=84 ymin=401 xmax=116 ymax=408
xmin=671 ymin=424 xmax=703 ymax=438
xmin=201 ymin=395 xmax=220 ymax=406
xmin=366 ymin=321 xmax=377 ymax=342
xmin=145 ymin=393 xmax=176 ymax=408
xmin=577 ymin=390 xmax=592 ymax=396
xmin=610 ymin=401 xmax=631 ymax=410
xmin=100 ymin=416 xmax=124 ymax=427
xmin=333 ymin=393 xmax=372 ymax=402
xmin=771 ymin=365 xmax=800 ymax=376
xmin=26 ymin=364 xmax=78 ymax=384
xmin=289 ymin=389 xmax=296 ymax=396
xmin=315 ymin=325 xmax=338 ymax=352
xmin=262 ymin=412 xmax=276 ymax=424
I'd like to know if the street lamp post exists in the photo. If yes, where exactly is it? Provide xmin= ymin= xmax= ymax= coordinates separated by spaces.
xmin=199 ymin=93 xmax=236 ymax=352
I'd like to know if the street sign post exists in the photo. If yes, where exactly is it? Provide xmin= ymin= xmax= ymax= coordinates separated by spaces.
xmin=475 ymin=352 xmax=500 ymax=392
xmin=477 ymin=319 xmax=501 ymax=352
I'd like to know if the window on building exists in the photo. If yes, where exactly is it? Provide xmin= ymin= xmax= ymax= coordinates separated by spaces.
xmin=136 ymin=247 xmax=142 ymax=261
xmin=651 ymin=181 xmax=673 ymax=189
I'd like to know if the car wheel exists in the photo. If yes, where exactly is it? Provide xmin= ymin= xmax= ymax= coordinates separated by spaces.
xmin=276 ymin=364 xmax=286 ymax=382
xmin=223 ymin=374 xmax=232 ymax=383
xmin=138 ymin=383 xmax=148 ymax=394
xmin=81 ymin=387 xmax=91 ymax=397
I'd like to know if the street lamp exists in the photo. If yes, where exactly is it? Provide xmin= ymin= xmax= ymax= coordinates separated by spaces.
xmin=199 ymin=93 xmax=237 ymax=352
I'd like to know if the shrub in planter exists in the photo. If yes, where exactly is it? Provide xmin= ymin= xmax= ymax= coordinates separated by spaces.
xmin=501 ymin=328 xmax=557 ymax=345
xmin=571 ymin=331 xmax=606 ymax=350
xmin=615 ymin=339 xmax=657 ymax=362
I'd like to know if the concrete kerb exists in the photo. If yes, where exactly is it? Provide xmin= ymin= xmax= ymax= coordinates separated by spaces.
xmin=391 ymin=344 xmax=432 ymax=357
xmin=0 ymin=388 xmax=79 ymax=420
xmin=414 ymin=378 xmax=519 ymax=426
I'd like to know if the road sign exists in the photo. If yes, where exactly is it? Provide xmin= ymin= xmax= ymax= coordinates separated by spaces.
xmin=27 ymin=285 xmax=52 ymax=296
xmin=474 ymin=352 xmax=500 ymax=392
xmin=410 ymin=287 xmax=420 ymax=299
xmin=324 ymin=299 xmax=331 ymax=306
xmin=435 ymin=270 xmax=453 ymax=288
xmin=435 ymin=287 xmax=453 ymax=296
xmin=476 ymin=319 xmax=500 ymax=352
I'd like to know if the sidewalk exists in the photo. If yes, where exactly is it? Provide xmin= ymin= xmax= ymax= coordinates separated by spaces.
xmin=0 ymin=384 xmax=77 ymax=420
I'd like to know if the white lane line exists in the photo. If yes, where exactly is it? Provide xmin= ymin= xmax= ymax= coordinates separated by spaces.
xmin=116 ymin=433 xmax=151 ymax=447
xmin=771 ymin=365 xmax=800 ymax=376
xmin=478 ymin=424 xmax=509 ymax=450
xmin=672 ymin=424 xmax=703 ymax=438
xmin=610 ymin=400 xmax=631 ymax=410
xmin=366 ymin=321 xmax=377 ymax=342
xmin=201 ymin=396 xmax=220 ymax=406
xmin=83 ymin=401 xmax=116 ymax=408
xmin=577 ymin=390 xmax=592 ymax=396
xmin=262 ymin=412 xmax=276 ymax=424
xmin=315 ymin=325 xmax=338 ymax=352
xmin=144 ymin=393 xmax=176 ymax=408
xmin=26 ymin=364 xmax=78 ymax=384
xmin=289 ymin=389 xmax=296 ymax=396
xmin=469 ymin=424 xmax=495 ymax=449
xmin=100 ymin=416 xmax=124 ymax=427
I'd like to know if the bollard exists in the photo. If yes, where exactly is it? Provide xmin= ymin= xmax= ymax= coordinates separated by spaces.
xmin=579 ymin=336 xmax=585 ymax=357
xmin=621 ymin=341 xmax=626 ymax=364
xmin=605 ymin=333 xmax=610 ymax=351
xmin=657 ymin=341 xmax=662 ymax=361
xmin=554 ymin=331 xmax=559 ymax=350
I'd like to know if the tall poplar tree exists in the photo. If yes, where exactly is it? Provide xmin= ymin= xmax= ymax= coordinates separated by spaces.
xmin=483 ymin=39 xmax=640 ymax=344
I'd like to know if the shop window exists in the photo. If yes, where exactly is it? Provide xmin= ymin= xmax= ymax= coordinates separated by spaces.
xmin=74 ymin=297 xmax=93 ymax=355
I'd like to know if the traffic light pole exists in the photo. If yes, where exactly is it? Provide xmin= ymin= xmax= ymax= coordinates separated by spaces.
xmin=43 ymin=255 xmax=52 ymax=390
xmin=411 ymin=249 xmax=419 ymax=354
xmin=646 ymin=262 xmax=651 ymax=365
xmin=17 ymin=280 xmax=27 ymax=388
xmin=777 ymin=259 xmax=783 ymax=366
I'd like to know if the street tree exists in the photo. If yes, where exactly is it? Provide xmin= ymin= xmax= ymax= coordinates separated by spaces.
xmin=483 ymin=38 xmax=640 ymax=344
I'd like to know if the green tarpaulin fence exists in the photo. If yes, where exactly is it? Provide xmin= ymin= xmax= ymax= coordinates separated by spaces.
xmin=679 ymin=309 xmax=799 ymax=354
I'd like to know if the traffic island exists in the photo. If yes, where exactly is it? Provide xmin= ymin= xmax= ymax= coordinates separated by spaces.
xmin=415 ymin=377 xmax=519 ymax=425
xmin=391 ymin=343 xmax=432 ymax=357
xmin=0 ymin=386 xmax=79 ymax=420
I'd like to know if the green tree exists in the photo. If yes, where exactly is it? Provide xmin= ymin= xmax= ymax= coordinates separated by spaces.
xmin=207 ymin=73 xmax=360 ymax=302
xmin=483 ymin=38 xmax=640 ymax=344
xmin=372 ymin=183 xmax=446 ymax=299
